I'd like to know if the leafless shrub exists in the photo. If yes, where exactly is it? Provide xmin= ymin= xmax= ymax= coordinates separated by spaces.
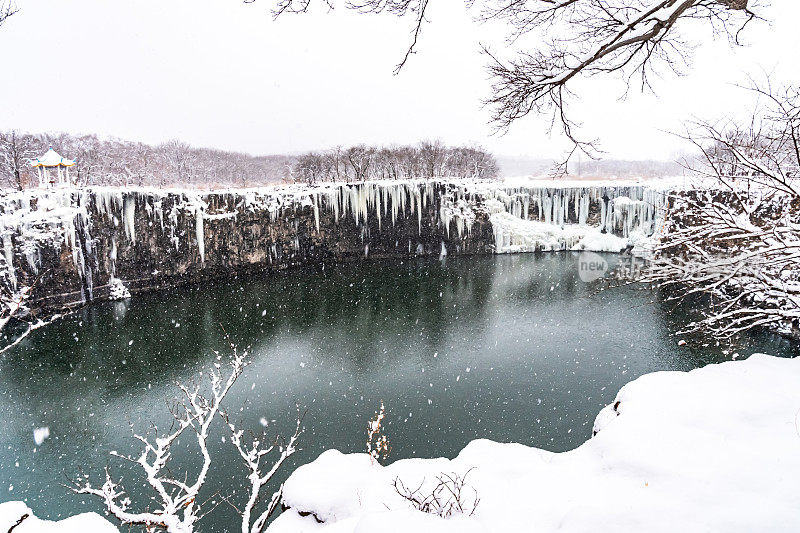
xmin=393 ymin=468 xmax=480 ymax=518
xmin=70 ymin=340 xmax=303 ymax=533
xmin=366 ymin=401 xmax=390 ymax=464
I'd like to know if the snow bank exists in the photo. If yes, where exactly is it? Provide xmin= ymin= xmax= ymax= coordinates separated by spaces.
xmin=0 ymin=502 xmax=118 ymax=533
xmin=268 ymin=353 xmax=800 ymax=532
xmin=490 ymin=212 xmax=630 ymax=253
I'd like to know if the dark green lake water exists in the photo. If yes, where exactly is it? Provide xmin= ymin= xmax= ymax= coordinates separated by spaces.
xmin=0 ymin=254 xmax=796 ymax=530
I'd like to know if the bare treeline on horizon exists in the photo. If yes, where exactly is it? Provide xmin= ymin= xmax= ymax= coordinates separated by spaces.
xmin=292 ymin=141 xmax=499 ymax=184
xmin=0 ymin=130 xmax=683 ymax=190
xmin=0 ymin=131 xmax=504 ymax=189
xmin=0 ymin=131 xmax=293 ymax=189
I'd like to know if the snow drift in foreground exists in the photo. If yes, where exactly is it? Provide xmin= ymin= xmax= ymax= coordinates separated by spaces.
xmin=0 ymin=501 xmax=117 ymax=533
xmin=269 ymin=353 xmax=800 ymax=533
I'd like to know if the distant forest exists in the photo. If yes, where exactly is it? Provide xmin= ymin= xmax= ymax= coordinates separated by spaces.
xmin=0 ymin=130 xmax=682 ymax=190
xmin=0 ymin=131 xmax=294 ymax=189
xmin=0 ymin=132 xmax=500 ymax=189
xmin=292 ymin=141 xmax=499 ymax=184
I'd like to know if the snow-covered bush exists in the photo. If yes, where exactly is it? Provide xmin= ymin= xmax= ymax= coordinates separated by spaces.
xmin=71 ymin=340 xmax=303 ymax=533
xmin=636 ymin=80 xmax=800 ymax=338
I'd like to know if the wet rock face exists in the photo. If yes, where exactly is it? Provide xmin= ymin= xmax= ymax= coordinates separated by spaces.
xmin=0 ymin=180 xmax=661 ymax=314
xmin=11 ymin=183 xmax=493 ymax=312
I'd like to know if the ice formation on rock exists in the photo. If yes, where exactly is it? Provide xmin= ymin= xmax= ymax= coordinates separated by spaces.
xmin=0 ymin=178 xmax=670 ymax=313
xmin=107 ymin=277 xmax=131 ymax=300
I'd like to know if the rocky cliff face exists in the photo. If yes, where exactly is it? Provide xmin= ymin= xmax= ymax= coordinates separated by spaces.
xmin=0 ymin=179 xmax=666 ymax=313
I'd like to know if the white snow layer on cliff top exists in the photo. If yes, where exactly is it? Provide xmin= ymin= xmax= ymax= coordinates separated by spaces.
xmin=268 ymin=353 xmax=800 ymax=533
xmin=0 ymin=501 xmax=118 ymax=533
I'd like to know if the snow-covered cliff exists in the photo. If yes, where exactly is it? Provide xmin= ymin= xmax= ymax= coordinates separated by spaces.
xmin=0 ymin=178 xmax=667 ymax=316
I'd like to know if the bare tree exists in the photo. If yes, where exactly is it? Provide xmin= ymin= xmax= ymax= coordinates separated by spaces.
xmin=418 ymin=139 xmax=446 ymax=178
xmin=0 ymin=0 xmax=17 ymax=28
xmin=71 ymin=342 xmax=303 ymax=533
xmin=161 ymin=139 xmax=194 ymax=185
xmin=1 ymin=131 xmax=498 ymax=188
xmin=291 ymin=141 xmax=499 ymax=183
xmin=345 ymin=144 xmax=374 ymax=181
xmin=634 ymin=79 xmax=800 ymax=338
xmin=264 ymin=0 xmax=761 ymax=162
xmin=294 ymin=152 xmax=326 ymax=184
xmin=0 ymin=130 xmax=36 ymax=190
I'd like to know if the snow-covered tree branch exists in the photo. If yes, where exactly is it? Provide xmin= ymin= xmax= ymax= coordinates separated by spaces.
xmin=481 ymin=1 xmax=758 ymax=138
xmin=0 ymin=271 xmax=67 ymax=355
xmin=221 ymin=407 xmax=303 ymax=533
xmin=263 ymin=0 xmax=761 ymax=159
xmin=0 ymin=0 xmax=17 ymax=28
xmin=71 ymin=342 xmax=304 ymax=533
xmin=635 ymin=80 xmax=800 ymax=338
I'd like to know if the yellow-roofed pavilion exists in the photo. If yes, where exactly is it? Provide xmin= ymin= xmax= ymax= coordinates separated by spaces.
xmin=30 ymin=147 xmax=76 ymax=188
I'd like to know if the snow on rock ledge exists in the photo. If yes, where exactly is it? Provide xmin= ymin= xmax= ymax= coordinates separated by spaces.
xmin=0 ymin=501 xmax=118 ymax=532
xmin=490 ymin=212 xmax=631 ymax=253
xmin=0 ymin=179 xmax=669 ymax=317
xmin=269 ymin=354 xmax=800 ymax=532
xmin=107 ymin=277 xmax=131 ymax=300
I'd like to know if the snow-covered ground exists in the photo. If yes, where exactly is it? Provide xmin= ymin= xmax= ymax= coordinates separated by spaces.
xmin=0 ymin=501 xmax=117 ymax=532
xmin=2 ymin=353 xmax=798 ymax=532
xmin=268 ymin=353 xmax=800 ymax=532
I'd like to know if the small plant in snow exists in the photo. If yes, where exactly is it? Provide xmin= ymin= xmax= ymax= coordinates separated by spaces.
xmin=366 ymin=401 xmax=390 ymax=464
xmin=70 ymin=340 xmax=303 ymax=533
xmin=393 ymin=468 xmax=480 ymax=518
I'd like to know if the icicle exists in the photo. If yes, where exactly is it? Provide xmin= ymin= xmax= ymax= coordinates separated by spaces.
xmin=154 ymin=195 xmax=164 ymax=229
xmin=109 ymin=237 xmax=118 ymax=277
xmin=313 ymin=193 xmax=320 ymax=233
xmin=3 ymin=234 xmax=16 ymax=290
xmin=196 ymin=205 xmax=205 ymax=263
xmin=416 ymin=190 xmax=423 ymax=234
xmin=123 ymin=195 xmax=136 ymax=244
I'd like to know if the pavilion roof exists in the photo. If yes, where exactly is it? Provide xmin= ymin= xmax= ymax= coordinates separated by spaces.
xmin=30 ymin=148 xmax=76 ymax=168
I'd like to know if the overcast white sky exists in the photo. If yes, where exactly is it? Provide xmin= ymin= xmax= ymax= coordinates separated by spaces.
xmin=0 ymin=0 xmax=797 ymax=160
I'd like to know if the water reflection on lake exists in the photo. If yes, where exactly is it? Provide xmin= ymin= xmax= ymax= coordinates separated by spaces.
xmin=0 ymin=254 xmax=796 ymax=530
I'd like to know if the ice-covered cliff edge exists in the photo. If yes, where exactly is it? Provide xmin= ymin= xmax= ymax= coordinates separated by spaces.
xmin=0 ymin=178 xmax=667 ymax=315
xmin=268 ymin=353 xmax=800 ymax=533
